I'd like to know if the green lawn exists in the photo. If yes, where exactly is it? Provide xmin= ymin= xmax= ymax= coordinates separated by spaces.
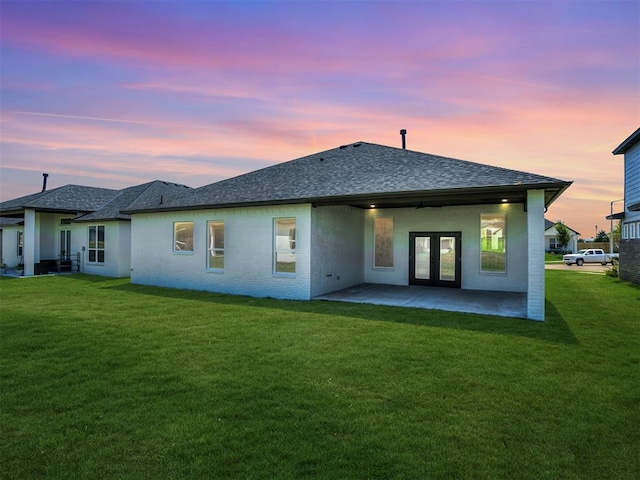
xmin=545 ymin=253 xmax=564 ymax=263
xmin=1 ymin=272 xmax=638 ymax=479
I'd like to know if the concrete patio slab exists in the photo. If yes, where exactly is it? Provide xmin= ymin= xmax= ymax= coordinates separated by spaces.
xmin=314 ymin=283 xmax=527 ymax=319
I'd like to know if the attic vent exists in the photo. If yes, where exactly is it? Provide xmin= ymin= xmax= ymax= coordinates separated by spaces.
xmin=60 ymin=218 xmax=72 ymax=225
xmin=339 ymin=145 xmax=348 ymax=149
xmin=353 ymin=143 xmax=361 ymax=148
xmin=319 ymin=157 xmax=324 ymax=162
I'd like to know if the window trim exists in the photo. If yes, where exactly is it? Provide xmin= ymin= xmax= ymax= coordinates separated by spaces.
xmin=373 ymin=217 xmax=394 ymax=269
xmin=273 ymin=217 xmax=296 ymax=277
xmin=207 ymin=220 xmax=225 ymax=272
xmin=173 ymin=221 xmax=194 ymax=254
xmin=88 ymin=225 xmax=105 ymax=264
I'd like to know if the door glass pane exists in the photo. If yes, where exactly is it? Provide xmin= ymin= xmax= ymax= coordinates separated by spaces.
xmin=439 ymin=236 xmax=456 ymax=282
xmin=414 ymin=237 xmax=430 ymax=280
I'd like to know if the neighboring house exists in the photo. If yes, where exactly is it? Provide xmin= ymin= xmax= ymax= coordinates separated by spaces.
xmin=124 ymin=141 xmax=572 ymax=321
xmin=0 ymin=217 xmax=25 ymax=268
xmin=544 ymin=219 xmax=579 ymax=253
xmin=609 ymin=127 xmax=640 ymax=284
xmin=0 ymin=180 xmax=190 ymax=277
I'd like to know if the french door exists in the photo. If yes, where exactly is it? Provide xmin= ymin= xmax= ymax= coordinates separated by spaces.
xmin=409 ymin=232 xmax=461 ymax=288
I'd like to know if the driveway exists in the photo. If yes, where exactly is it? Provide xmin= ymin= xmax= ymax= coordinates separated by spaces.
xmin=545 ymin=262 xmax=609 ymax=274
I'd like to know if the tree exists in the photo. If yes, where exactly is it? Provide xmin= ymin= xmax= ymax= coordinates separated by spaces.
xmin=555 ymin=222 xmax=572 ymax=253
xmin=595 ymin=230 xmax=609 ymax=242
xmin=612 ymin=221 xmax=621 ymax=252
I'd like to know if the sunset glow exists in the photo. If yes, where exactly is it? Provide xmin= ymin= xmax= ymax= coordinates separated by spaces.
xmin=1 ymin=0 xmax=638 ymax=237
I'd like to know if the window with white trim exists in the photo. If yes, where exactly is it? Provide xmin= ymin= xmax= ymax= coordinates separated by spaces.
xmin=274 ymin=218 xmax=296 ymax=274
xmin=88 ymin=225 xmax=105 ymax=263
xmin=174 ymin=222 xmax=194 ymax=252
xmin=17 ymin=231 xmax=23 ymax=257
xmin=622 ymin=223 xmax=629 ymax=240
xmin=481 ymin=214 xmax=506 ymax=273
xmin=374 ymin=217 xmax=394 ymax=268
xmin=630 ymin=222 xmax=637 ymax=240
xmin=207 ymin=221 xmax=224 ymax=270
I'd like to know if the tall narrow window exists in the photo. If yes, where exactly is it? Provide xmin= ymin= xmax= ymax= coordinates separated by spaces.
xmin=481 ymin=214 xmax=506 ymax=272
xmin=174 ymin=222 xmax=194 ymax=252
xmin=60 ymin=230 xmax=71 ymax=259
xmin=88 ymin=225 xmax=105 ymax=263
xmin=17 ymin=231 xmax=23 ymax=257
xmin=274 ymin=218 xmax=296 ymax=274
xmin=374 ymin=217 xmax=394 ymax=268
xmin=208 ymin=221 xmax=225 ymax=270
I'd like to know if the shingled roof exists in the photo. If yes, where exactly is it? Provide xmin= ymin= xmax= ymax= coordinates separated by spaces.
xmin=124 ymin=142 xmax=571 ymax=213
xmin=0 ymin=181 xmax=191 ymax=221
xmin=74 ymin=181 xmax=191 ymax=222
xmin=0 ymin=185 xmax=120 ymax=215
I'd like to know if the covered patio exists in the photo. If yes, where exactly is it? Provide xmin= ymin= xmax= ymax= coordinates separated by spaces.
xmin=314 ymin=283 xmax=528 ymax=319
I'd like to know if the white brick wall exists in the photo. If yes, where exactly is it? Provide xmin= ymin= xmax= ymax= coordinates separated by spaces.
xmin=130 ymin=201 xmax=543 ymax=316
xmin=1 ymin=225 xmax=21 ymax=268
xmin=310 ymin=205 xmax=364 ymax=296
xmin=131 ymin=204 xmax=312 ymax=300
xmin=527 ymin=190 xmax=545 ymax=321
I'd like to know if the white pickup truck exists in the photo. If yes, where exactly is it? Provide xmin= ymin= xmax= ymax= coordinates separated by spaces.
xmin=563 ymin=249 xmax=618 ymax=266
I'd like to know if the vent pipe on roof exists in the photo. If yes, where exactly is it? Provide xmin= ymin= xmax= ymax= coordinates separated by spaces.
xmin=400 ymin=129 xmax=407 ymax=149
xmin=41 ymin=173 xmax=49 ymax=192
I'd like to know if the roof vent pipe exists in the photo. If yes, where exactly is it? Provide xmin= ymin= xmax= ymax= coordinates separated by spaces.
xmin=400 ymin=129 xmax=407 ymax=149
xmin=41 ymin=173 xmax=49 ymax=192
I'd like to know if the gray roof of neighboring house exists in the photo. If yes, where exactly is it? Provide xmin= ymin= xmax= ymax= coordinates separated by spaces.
xmin=0 ymin=217 xmax=24 ymax=227
xmin=0 ymin=181 xmax=191 ymax=221
xmin=613 ymin=127 xmax=640 ymax=155
xmin=544 ymin=219 xmax=580 ymax=235
xmin=125 ymin=141 xmax=572 ymax=213
xmin=0 ymin=185 xmax=120 ymax=215
xmin=75 ymin=181 xmax=191 ymax=222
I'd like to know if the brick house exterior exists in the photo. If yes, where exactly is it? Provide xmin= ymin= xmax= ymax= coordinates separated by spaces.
xmin=611 ymin=128 xmax=640 ymax=285
xmin=125 ymin=141 xmax=571 ymax=321
xmin=0 ymin=181 xmax=190 ymax=277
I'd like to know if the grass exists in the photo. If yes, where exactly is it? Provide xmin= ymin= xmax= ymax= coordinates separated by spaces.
xmin=545 ymin=253 xmax=565 ymax=263
xmin=1 ymin=272 xmax=639 ymax=479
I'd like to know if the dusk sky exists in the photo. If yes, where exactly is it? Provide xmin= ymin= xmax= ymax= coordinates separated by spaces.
xmin=1 ymin=0 xmax=638 ymax=238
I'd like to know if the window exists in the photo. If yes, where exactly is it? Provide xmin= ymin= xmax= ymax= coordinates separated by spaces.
xmin=481 ymin=214 xmax=506 ymax=273
xmin=630 ymin=222 xmax=637 ymax=240
xmin=174 ymin=222 xmax=194 ymax=252
xmin=88 ymin=225 xmax=105 ymax=263
xmin=374 ymin=217 xmax=394 ymax=268
xmin=274 ymin=218 xmax=296 ymax=274
xmin=623 ymin=223 xmax=629 ymax=240
xmin=17 ymin=231 xmax=23 ymax=257
xmin=60 ymin=230 xmax=71 ymax=259
xmin=207 ymin=221 xmax=224 ymax=270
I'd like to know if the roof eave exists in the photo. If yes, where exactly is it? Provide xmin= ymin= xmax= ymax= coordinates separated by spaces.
xmin=613 ymin=127 xmax=640 ymax=155
xmin=124 ymin=182 xmax=572 ymax=214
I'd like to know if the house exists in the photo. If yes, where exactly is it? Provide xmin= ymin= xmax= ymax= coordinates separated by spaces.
xmin=123 ymin=141 xmax=572 ymax=321
xmin=0 ymin=180 xmax=190 ymax=277
xmin=609 ymin=127 xmax=640 ymax=284
xmin=544 ymin=219 xmax=579 ymax=253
